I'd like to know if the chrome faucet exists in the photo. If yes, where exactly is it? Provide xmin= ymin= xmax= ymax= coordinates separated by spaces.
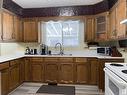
xmin=55 ymin=43 xmax=64 ymax=55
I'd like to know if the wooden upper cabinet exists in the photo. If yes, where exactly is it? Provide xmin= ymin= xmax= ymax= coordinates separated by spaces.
xmin=14 ymin=16 xmax=23 ymax=42
xmin=109 ymin=7 xmax=117 ymax=39
xmin=2 ymin=12 xmax=14 ymax=41
xmin=116 ymin=0 xmax=127 ymax=39
xmin=23 ymin=18 xmax=38 ymax=42
xmin=85 ymin=17 xmax=95 ymax=42
xmin=0 ymin=11 xmax=2 ymax=41
xmin=95 ymin=12 xmax=109 ymax=41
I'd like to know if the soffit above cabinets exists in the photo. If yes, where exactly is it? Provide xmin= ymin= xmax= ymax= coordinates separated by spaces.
xmin=12 ymin=0 xmax=103 ymax=8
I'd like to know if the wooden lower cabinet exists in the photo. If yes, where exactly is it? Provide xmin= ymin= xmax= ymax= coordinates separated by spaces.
xmin=59 ymin=63 xmax=74 ymax=83
xmin=9 ymin=63 xmax=20 ymax=90
xmin=31 ymin=64 xmax=43 ymax=82
xmin=89 ymin=58 xmax=98 ymax=85
xmin=75 ymin=62 xmax=89 ymax=84
xmin=45 ymin=63 xmax=59 ymax=82
xmin=24 ymin=58 xmax=31 ymax=81
xmin=19 ymin=59 xmax=25 ymax=83
xmin=1 ymin=69 xmax=9 ymax=95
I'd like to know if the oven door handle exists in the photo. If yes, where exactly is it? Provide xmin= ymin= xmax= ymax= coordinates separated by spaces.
xmin=104 ymin=68 xmax=127 ymax=88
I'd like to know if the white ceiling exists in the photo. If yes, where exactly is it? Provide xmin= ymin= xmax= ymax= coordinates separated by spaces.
xmin=12 ymin=0 xmax=103 ymax=8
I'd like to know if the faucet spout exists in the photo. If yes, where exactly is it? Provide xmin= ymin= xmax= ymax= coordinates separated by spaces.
xmin=55 ymin=43 xmax=64 ymax=55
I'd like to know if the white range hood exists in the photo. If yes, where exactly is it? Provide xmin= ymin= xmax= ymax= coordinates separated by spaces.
xmin=120 ymin=19 xmax=127 ymax=24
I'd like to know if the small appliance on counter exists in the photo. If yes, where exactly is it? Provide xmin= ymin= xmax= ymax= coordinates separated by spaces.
xmin=39 ymin=44 xmax=48 ymax=55
xmin=25 ymin=47 xmax=38 ymax=55
xmin=97 ymin=47 xmax=112 ymax=56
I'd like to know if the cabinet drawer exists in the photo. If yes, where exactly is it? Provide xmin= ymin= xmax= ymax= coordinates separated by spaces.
xmin=30 ymin=58 xmax=43 ymax=62
xmin=59 ymin=58 xmax=73 ymax=62
xmin=0 ymin=62 xmax=9 ymax=70
xmin=44 ymin=58 xmax=58 ymax=62
xmin=75 ymin=58 xmax=87 ymax=62
xmin=10 ymin=60 xmax=19 ymax=66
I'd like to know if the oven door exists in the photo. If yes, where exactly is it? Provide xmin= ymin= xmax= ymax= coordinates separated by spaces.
xmin=104 ymin=68 xmax=127 ymax=95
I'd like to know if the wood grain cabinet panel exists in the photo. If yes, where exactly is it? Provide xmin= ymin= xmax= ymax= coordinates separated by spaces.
xmin=2 ymin=12 xmax=14 ymax=41
xmin=59 ymin=63 xmax=74 ymax=84
xmin=89 ymin=59 xmax=98 ymax=85
xmin=9 ymin=63 xmax=20 ymax=90
xmin=116 ymin=0 xmax=127 ymax=39
xmin=0 ymin=11 xmax=2 ymax=41
xmin=85 ymin=17 xmax=95 ymax=42
xmin=75 ymin=58 xmax=90 ymax=84
xmin=45 ymin=63 xmax=59 ymax=82
xmin=1 ymin=69 xmax=9 ymax=95
xmin=13 ymin=16 xmax=23 ymax=41
xmin=23 ymin=18 xmax=38 ymax=42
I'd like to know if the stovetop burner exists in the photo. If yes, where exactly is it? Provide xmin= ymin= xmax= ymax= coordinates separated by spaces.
xmin=110 ymin=64 xmax=123 ymax=67
xmin=122 ymin=70 xmax=127 ymax=74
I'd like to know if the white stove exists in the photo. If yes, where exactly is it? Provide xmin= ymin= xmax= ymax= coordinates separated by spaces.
xmin=104 ymin=63 xmax=127 ymax=95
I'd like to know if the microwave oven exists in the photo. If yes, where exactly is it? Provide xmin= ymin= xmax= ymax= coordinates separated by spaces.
xmin=97 ymin=47 xmax=112 ymax=56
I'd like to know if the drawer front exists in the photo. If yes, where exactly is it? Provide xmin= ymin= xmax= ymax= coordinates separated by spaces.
xmin=44 ymin=58 xmax=58 ymax=62
xmin=30 ymin=58 xmax=43 ymax=62
xmin=59 ymin=58 xmax=74 ymax=62
xmin=0 ymin=62 xmax=9 ymax=70
xmin=10 ymin=60 xmax=17 ymax=66
xmin=75 ymin=58 xmax=87 ymax=63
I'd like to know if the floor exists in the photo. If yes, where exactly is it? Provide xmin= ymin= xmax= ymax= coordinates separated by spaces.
xmin=8 ymin=83 xmax=104 ymax=95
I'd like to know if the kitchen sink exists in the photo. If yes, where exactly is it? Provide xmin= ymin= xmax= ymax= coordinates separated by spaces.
xmin=50 ymin=53 xmax=72 ymax=56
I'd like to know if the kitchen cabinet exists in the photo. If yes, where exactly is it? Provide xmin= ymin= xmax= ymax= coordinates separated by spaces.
xmin=109 ymin=7 xmax=117 ymax=39
xmin=0 ymin=62 xmax=9 ymax=95
xmin=13 ymin=16 xmax=23 ymax=41
xmin=95 ymin=12 xmax=109 ymax=41
xmin=116 ymin=0 xmax=127 ymax=39
xmin=9 ymin=60 xmax=20 ymax=90
xmin=85 ymin=17 xmax=95 ymax=42
xmin=59 ymin=58 xmax=74 ymax=84
xmin=98 ymin=58 xmax=124 ymax=91
xmin=19 ymin=59 xmax=25 ymax=83
xmin=24 ymin=58 xmax=31 ymax=81
xmin=0 ymin=11 xmax=2 ymax=41
xmin=2 ymin=11 xmax=14 ymax=41
xmin=89 ymin=58 xmax=98 ymax=85
xmin=30 ymin=58 xmax=44 ymax=82
xmin=23 ymin=18 xmax=38 ymax=42
xmin=75 ymin=58 xmax=90 ymax=84
xmin=109 ymin=0 xmax=127 ymax=40
xmin=44 ymin=58 xmax=59 ymax=82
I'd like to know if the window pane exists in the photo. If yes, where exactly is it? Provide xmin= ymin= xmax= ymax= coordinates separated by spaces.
xmin=44 ymin=20 xmax=79 ymax=47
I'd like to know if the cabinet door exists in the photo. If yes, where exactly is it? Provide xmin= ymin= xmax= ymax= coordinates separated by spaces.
xmin=0 ymin=11 xmax=2 ymax=41
xmin=76 ymin=62 xmax=89 ymax=84
xmin=109 ymin=8 xmax=117 ymax=39
xmin=31 ymin=64 xmax=43 ymax=82
xmin=45 ymin=63 xmax=58 ymax=82
xmin=85 ymin=17 xmax=95 ymax=42
xmin=116 ymin=1 xmax=126 ymax=38
xmin=89 ymin=59 xmax=98 ymax=85
xmin=14 ymin=16 xmax=23 ymax=41
xmin=24 ymin=59 xmax=31 ymax=81
xmin=59 ymin=63 xmax=74 ymax=83
xmin=1 ymin=69 xmax=9 ymax=95
xmin=19 ymin=59 xmax=25 ymax=83
xmin=9 ymin=64 xmax=20 ymax=90
xmin=2 ymin=12 xmax=14 ymax=41
xmin=23 ymin=19 xmax=38 ymax=42
xmin=95 ymin=13 xmax=109 ymax=41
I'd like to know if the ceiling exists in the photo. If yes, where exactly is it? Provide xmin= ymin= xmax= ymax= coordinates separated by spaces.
xmin=12 ymin=0 xmax=103 ymax=8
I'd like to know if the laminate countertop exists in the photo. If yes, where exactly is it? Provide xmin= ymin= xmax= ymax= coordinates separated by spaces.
xmin=0 ymin=52 xmax=124 ymax=63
